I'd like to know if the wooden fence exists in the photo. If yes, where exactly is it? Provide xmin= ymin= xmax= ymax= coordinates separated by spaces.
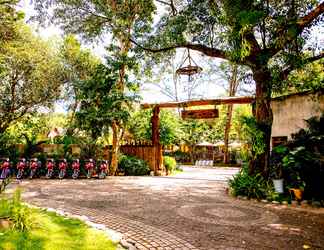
xmin=120 ymin=141 xmax=163 ymax=173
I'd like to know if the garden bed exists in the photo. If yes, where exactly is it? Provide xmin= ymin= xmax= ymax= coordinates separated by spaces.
xmin=0 ymin=202 xmax=118 ymax=250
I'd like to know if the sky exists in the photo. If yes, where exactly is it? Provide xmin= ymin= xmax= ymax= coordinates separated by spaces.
xmin=17 ymin=1 xmax=323 ymax=112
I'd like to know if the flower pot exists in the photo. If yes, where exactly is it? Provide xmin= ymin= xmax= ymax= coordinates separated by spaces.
xmin=272 ymin=179 xmax=284 ymax=193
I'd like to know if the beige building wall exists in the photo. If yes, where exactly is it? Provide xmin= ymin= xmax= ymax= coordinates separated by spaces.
xmin=271 ymin=91 xmax=324 ymax=140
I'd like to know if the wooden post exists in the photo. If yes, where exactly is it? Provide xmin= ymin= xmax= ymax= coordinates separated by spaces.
xmin=151 ymin=106 xmax=163 ymax=175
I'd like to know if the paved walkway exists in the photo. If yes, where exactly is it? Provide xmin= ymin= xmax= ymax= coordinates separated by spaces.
xmin=7 ymin=166 xmax=324 ymax=250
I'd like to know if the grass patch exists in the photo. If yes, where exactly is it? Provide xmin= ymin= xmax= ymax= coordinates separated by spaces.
xmin=0 ymin=206 xmax=117 ymax=250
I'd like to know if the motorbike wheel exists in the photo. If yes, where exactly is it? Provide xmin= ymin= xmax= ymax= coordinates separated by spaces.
xmin=46 ymin=170 xmax=53 ymax=179
xmin=58 ymin=170 xmax=65 ymax=179
xmin=99 ymin=171 xmax=106 ymax=179
xmin=72 ymin=170 xmax=79 ymax=179
xmin=86 ymin=169 xmax=93 ymax=179
xmin=16 ymin=169 xmax=23 ymax=179
xmin=0 ymin=169 xmax=10 ymax=179
xmin=29 ymin=169 xmax=36 ymax=179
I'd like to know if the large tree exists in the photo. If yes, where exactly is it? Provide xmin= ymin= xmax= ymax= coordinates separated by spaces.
xmin=131 ymin=0 xmax=324 ymax=176
xmin=0 ymin=25 xmax=64 ymax=133
xmin=75 ymin=64 xmax=137 ymax=156
xmin=59 ymin=35 xmax=99 ymax=123
xmin=0 ymin=0 xmax=23 ymax=44
xmin=32 ymin=0 xmax=155 ymax=174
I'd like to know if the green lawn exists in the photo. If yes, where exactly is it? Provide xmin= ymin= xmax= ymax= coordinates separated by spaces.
xmin=0 ymin=209 xmax=117 ymax=250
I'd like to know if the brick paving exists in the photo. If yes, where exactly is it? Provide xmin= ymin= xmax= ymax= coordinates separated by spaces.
xmin=7 ymin=166 xmax=324 ymax=250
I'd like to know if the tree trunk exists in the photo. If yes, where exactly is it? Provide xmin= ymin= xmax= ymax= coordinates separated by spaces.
xmin=223 ymin=64 xmax=238 ymax=164
xmin=110 ymin=120 xmax=119 ymax=175
xmin=151 ymin=106 xmax=164 ymax=174
xmin=223 ymin=104 xmax=233 ymax=164
xmin=250 ymin=67 xmax=273 ymax=177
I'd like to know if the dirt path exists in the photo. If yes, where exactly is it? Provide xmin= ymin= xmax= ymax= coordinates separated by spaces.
xmin=7 ymin=167 xmax=324 ymax=250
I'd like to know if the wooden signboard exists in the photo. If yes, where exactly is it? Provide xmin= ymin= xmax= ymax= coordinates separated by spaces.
xmin=181 ymin=109 xmax=219 ymax=119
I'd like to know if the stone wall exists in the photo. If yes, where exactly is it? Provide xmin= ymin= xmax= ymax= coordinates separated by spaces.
xmin=271 ymin=91 xmax=324 ymax=141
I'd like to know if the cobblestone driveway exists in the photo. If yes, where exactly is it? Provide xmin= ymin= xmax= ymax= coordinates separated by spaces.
xmin=8 ymin=167 xmax=324 ymax=249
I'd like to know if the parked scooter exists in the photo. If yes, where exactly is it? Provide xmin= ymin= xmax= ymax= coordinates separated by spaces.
xmin=58 ymin=159 xmax=67 ymax=179
xmin=71 ymin=159 xmax=80 ymax=179
xmin=85 ymin=159 xmax=95 ymax=179
xmin=0 ymin=158 xmax=10 ymax=179
xmin=29 ymin=158 xmax=40 ymax=179
xmin=98 ymin=160 xmax=108 ymax=179
xmin=46 ymin=158 xmax=55 ymax=179
xmin=16 ymin=158 xmax=27 ymax=179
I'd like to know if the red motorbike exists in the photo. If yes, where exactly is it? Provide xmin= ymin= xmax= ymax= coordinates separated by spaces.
xmin=46 ymin=159 xmax=55 ymax=179
xmin=29 ymin=158 xmax=40 ymax=179
xmin=71 ymin=159 xmax=80 ymax=179
xmin=0 ymin=158 xmax=10 ymax=179
xmin=58 ymin=159 xmax=67 ymax=179
xmin=0 ymin=158 xmax=11 ymax=193
xmin=85 ymin=159 xmax=95 ymax=179
xmin=98 ymin=160 xmax=108 ymax=179
xmin=16 ymin=158 xmax=27 ymax=179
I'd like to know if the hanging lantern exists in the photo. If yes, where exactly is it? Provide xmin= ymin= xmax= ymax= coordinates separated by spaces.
xmin=176 ymin=49 xmax=203 ymax=79
xmin=175 ymin=49 xmax=203 ymax=100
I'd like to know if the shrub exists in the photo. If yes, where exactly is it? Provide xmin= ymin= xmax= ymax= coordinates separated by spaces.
xmin=118 ymin=155 xmax=150 ymax=176
xmin=0 ymin=189 xmax=33 ymax=231
xmin=229 ymin=165 xmax=273 ymax=200
xmin=163 ymin=156 xmax=177 ymax=174
xmin=282 ymin=114 xmax=324 ymax=201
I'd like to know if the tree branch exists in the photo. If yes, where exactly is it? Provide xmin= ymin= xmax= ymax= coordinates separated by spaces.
xmin=130 ymin=38 xmax=229 ymax=60
xmin=297 ymin=2 xmax=324 ymax=30
xmin=156 ymin=0 xmax=177 ymax=15
xmin=269 ymin=2 xmax=324 ymax=57
xmin=279 ymin=51 xmax=324 ymax=81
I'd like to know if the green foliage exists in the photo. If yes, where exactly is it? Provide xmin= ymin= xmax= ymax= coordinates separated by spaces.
xmin=0 ymin=189 xmax=33 ymax=231
xmin=229 ymin=165 xmax=273 ymax=200
xmin=240 ymin=116 xmax=265 ymax=158
xmin=32 ymin=0 xmax=155 ymax=43
xmin=128 ymin=109 xmax=182 ymax=145
xmin=0 ymin=0 xmax=24 ymax=44
xmin=163 ymin=156 xmax=177 ymax=173
xmin=4 ymin=114 xmax=48 ymax=144
xmin=274 ymin=59 xmax=324 ymax=95
xmin=118 ymin=155 xmax=150 ymax=176
xmin=0 ymin=205 xmax=117 ymax=250
xmin=282 ymin=114 xmax=324 ymax=200
xmin=269 ymin=145 xmax=289 ymax=179
xmin=181 ymin=119 xmax=209 ymax=146
xmin=75 ymin=63 xmax=138 ymax=141
xmin=0 ymin=24 xmax=64 ymax=133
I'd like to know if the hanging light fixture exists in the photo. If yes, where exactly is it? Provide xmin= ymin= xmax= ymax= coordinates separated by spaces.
xmin=176 ymin=49 xmax=203 ymax=100
xmin=176 ymin=48 xmax=203 ymax=80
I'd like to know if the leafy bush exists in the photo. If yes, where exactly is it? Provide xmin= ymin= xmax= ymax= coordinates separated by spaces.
xmin=229 ymin=165 xmax=273 ymax=200
xmin=118 ymin=155 xmax=150 ymax=176
xmin=0 ymin=189 xmax=33 ymax=231
xmin=163 ymin=156 xmax=177 ymax=174
xmin=282 ymin=115 xmax=324 ymax=201
xmin=269 ymin=145 xmax=288 ymax=179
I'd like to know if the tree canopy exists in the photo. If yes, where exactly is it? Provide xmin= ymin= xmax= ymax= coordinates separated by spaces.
xmin=0 ymin=25 xmax=65 ymax=133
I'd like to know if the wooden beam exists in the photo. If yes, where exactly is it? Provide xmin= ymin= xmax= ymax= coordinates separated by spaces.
xmin=141 ymin=96 xmax=255 ymax=109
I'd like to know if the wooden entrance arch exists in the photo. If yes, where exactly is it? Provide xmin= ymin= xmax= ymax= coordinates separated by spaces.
xmin=141 ymin=96 xmax=255 ymax=175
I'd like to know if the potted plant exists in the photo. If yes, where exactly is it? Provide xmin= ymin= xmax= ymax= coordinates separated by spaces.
xmin=270 ymin=146 xmax=288 ymax=193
